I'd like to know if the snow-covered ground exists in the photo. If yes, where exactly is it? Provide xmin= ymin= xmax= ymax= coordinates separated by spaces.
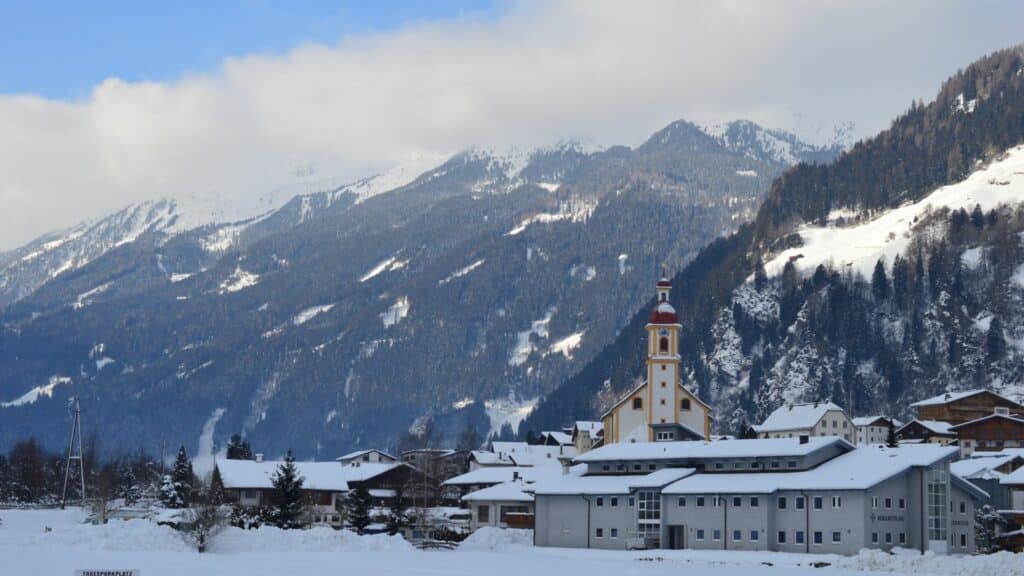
xmin=2 ymin=510 xmax=1021 ymax=576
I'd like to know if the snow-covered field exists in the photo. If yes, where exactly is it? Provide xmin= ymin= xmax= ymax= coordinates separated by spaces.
xmin=2 ymin=510 xmax=1021 ymax=576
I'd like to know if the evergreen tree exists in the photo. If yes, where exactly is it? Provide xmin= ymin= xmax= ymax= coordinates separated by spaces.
xmin=970 ymin=203 xmax=984 ymax=229
xmin=986 ymin=317 xmax=1007 ymax=361
xmin=871 ymin=258 xmax=889 ymax=302
xmin=209 ymin=465 xmax=226 ymax=506
xmin=347 ymin=486 xmax=372 ymax=534
xmin=270 ymin=450 xmax=305 ymax=529
xmin=225 ymin=434 xmax=253 ymax=460
xmin=886 ymin=424 xmax=898 ymax=448
xmin=753 ymin=256 xmax=767 ymax=292
xmin=385 ymin=486 xmax=407 ymax=535
xmin=170 ymin=446 xmax=194 ymax=508
xmin=456 ymin=423 xmax=481 ymax=452
xmin=118 ymin=461 xmax=140 ymax=506
xmin=159 ymin=474 xmax=184 ymax=508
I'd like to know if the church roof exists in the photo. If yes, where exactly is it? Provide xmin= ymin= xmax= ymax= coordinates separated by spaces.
xmin=648 ymin=301 xmax=679 ymax=324
xmin=600 ymin=379 xmax=711 ymax=419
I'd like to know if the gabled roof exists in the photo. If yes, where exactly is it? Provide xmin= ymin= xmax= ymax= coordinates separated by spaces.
xmin=910 ymin=389 xmax=1024 ymax=408
xmin=952 ymin=474 xmax=990 ymax=502
xmin=530 ymin=468 xmax=695 ymax=496
xmin=469 ymin=450 xmax=515 ymax=467
xmin=539 ymin=431 xmax=573 ymax=446
xmin=216 ymin=459 xmax=404 ymax=491
xmin=337 ymin=449 xmax=396 ymax=462
xmin=461 ymin=480 xmax=534 ymax=503
xmin=574 ymin=436 xmax=852 ymax=463
xmin=600 ymin=379 xmax=710 ymax=419
xmin=443 ymin=464 xmax=586 ymax=487
xmin=663 ymin=445 xmax=958 ymax=494
xmin=950 ymin=413 xmax=1024 ymax=431
xmin=951 ymin=455 xmax=1023 ymax=480
xmin=852 ymin=415 xmax=900 ymax=428
xmin=752 ymin=401 xmax=846 ymax=433
xmin=897 ymin=419 xmax=956 ymax=436
xmin=1002 ymin=465 xmax=1024 ymax=486
xmin=489 ymin=442 xmax=577 ymax=467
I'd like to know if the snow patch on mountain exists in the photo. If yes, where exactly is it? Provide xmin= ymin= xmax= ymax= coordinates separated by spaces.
xmin=1 ymin=375 xmax=72 ymax=408
xmin=439 ymin=259 xmax=485 ymax=285
xmin=220 ymin=267 xmax=260 ymax=294
xmin=72 ymin=282 xmax=111 ymax=309
xmin=509 ymin=306 xmax=557 ymax=366
xmin=506 ymin=199 xmax=597 ymax=236
xmin=380 ymin=296 xmax=410 ymax=328
xmin=339 ymin=152 xmax=449 ymax=204
xmin=359 ymin=255 xmax=407 ymax=282
xmin=549 ymin=331 xmax=585 ymax=359
xmin=293 ymin=304 xmax=335 ymax=326
xmin=484 ymin=394 xmax=539 ymax=436
xmin=764 ymin=145 xmax=1024 ymax=279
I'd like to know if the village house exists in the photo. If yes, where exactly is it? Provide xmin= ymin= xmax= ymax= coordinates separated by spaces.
xmin=950 ymin=452 xmax=1024 ymax=510
xmin=910 ymin=389 xmax=1024 ymax=425
xmin=852 ymin=416 xmax=901 ymax=445
xmin=896 ymin=419 xmax=957 ymax=445
xmin=950 ymin=413 xmax=1024 ymax=456
xmin=337 ymin=449 xmax=398 ymax=466
xmin=400 ymin=448 xmax=469 ymax=483
xmin=601 ymin=278 xmax=712 ymax=443
xmin=461 ymin=481 xmax=535 ymax=530
xmin=752 ymin=401 xmax=855 ymax=444
xmin=215 ymin=455 xmax=418 ymax=526
xmin=571 ymin=421 xmax=604 ymax=454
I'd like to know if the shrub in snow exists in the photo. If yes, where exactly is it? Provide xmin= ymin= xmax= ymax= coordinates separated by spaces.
xmin=229 ymin=504 xmax=273 ymax=530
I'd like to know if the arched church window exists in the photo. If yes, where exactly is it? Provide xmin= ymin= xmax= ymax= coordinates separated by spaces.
xmin=659 ymin=337 xmax=669 ymax=353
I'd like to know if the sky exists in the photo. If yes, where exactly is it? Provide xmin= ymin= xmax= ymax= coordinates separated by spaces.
xmin=0 ymin=0 xmax=1022 ymax=250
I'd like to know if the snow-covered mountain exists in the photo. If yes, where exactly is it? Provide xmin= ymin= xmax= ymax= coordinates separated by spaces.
xmin=702 ymin=120 xmax=845 ymax=166
xmin=0 ymin=119 xmax=835 ymax=458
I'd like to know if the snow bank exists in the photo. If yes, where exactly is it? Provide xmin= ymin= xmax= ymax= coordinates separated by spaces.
xmin=212 ymin=526 xmax=414 ymax=554
xmin=837 ymin=547 xmax=1024 ymax=576
xmin=0 ymin=510 xmax=189 ymax=552
xmin=459 ymin=527 xmax=533 ymax=551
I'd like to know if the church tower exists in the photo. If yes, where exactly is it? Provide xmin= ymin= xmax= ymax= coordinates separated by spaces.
xmin=646 ymin=277 xmax=682 ymax=439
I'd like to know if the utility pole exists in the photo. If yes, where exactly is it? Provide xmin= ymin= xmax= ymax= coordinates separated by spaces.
xmin=159 ymin=440 xmax=168 ymax=476
xmin=61 ymin=397 xmax=86 ymax=509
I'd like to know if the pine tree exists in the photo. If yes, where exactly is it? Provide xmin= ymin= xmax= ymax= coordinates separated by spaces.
xmin=754 ymin=256 xmax=767 ymax=292
xmin=170 ymin=446 xmax=194 ymax=508
xmin=118 ymin=461 xmax=140 ymax=506
xmin=385 ymin=486 xmax=406 ymax=535
xmin=986 ymin=317 xmax=1007 ymax=361
xmin=871 ymin=258 xmax=889 ymax=302
xmin=226 ymin=434 xmax=253 ymax=460
xmin=347 ymin=486 xmax=372 ymax=534
xmin=209 ymin=465 xmax=226 ymax=506
xmin=886 ymin=424 xmax=898 ymax=448
xmin=970 ymin=203 xmax=985 ymax=229
xmin=159 ymin=474 xmax=183 ymax=508
xmin=270 ymin=450 xmax=305 ymax=529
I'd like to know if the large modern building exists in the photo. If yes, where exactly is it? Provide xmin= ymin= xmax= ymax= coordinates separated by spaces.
xmin=530 ymin=437 xmax=986 ymax=555
xmin=601 ymin=277 xmax=711 ymax=443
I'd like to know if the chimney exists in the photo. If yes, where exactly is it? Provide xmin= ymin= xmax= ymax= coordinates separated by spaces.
xmin=798 ymin=434 xmax=809 ymax=445
xmin=255 ymin=453 xmax=264 ymax=463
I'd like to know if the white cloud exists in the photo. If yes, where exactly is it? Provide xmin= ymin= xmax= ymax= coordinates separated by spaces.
xmin=1 ymin=0 xmax=1021 ymax=249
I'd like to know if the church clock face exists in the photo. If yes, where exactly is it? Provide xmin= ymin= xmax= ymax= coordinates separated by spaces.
xmin=659 ymin=329 xmax=668 ymax=337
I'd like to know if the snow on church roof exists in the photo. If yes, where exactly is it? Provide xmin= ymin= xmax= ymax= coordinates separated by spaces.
xmin=751 ymin=401 xmax=846 ymax=433
xmin=663 ymin=444 xmax=958 ymax=494
xmin=574 ymin=437 xmax=850 ymax=463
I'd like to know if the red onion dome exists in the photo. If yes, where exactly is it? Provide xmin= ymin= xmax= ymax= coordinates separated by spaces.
xmin=648 ymin=301 xmax=678 ymax=324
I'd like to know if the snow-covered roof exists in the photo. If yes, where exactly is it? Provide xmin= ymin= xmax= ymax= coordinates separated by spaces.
xmin=337 ymin=449 xmax=396 ymax=463
xmin=540 ymin=431 xmax=573 ymax=446
xmin=216 ymin=458 xmax=404 ymax=491
xmin=663 ymin=445 xmax=958 ymax=494
xmin=469 ymin=450 xmax=515 ymax=466
xmin=951 ymin=455 xmax=1021 ymax=480
xmin=573 ymin=421 xmax=603 ymax=435
xmin=898 ymin=419 xmax=956 ymax=436
xmin=952 ymin=474 xmax=990 ymax=502
xmin=852 ymin=416 xmax=900 ymax=428
xmin=752 ymin=401 xmax=846 ymax=433
xmin=574 ymin=437 xmax=851 ymax=463
xmin=461 ymin=481 xmax=534 ymax=503
xmin=489 ymin=442 xmax=576 ymax=467
xmin=1001 ymin=465 xmax=1024 ymax=486
xmin=530 ymin=468 xmax=696 ymax=496
xmin=910 ymin=389 xmax=1022 ymax=408
xmin=444 ymin=465 xmax=580 ymax=487
xmin=950 ymin=413 xmax=1024 ymax=431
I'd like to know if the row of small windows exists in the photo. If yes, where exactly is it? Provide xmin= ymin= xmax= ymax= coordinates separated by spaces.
xmin=871 ymin=531 xmax=908 ymax=545
xmin=712 ymin=460 xmax=798 ymax=470
xmin=631 ymin=397 xmax=692 ymax=410
xmin=694 ymin=529 xmax=842 ymax=545
xmin=677 ymin=495 xmax=854 ymax=510
xmin=870 ymin=496 xmax=907 ymax=510
xmin=594 ymin=527 xmax=619 ymax=538
xmin=601 ymin=462 xmax=660 ymax=472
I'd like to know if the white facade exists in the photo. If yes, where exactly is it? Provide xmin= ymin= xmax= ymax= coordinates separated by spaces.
xmin=754 ymin=402 xmax=855 ymax=444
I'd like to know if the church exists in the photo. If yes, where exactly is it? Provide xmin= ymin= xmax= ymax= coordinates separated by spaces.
xmin=601 ymin=277 xmax=712 ymax=443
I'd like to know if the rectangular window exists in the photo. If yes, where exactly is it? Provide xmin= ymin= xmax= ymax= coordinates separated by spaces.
xmin=715 ymin=462 xmax=724 ymax=469
xmin=713 ymin=496 xmax=722 ymax=508
xmin=778 ymin=531 xmax=787 ymax=544
xmin=771 ymin=461 xmax=780 ymax=469
xmin=696 ymin=529 xmax=705 ymax=541
xmin=885 ymin=532 xmax=892 ymax=544
xmin=617 ymin=464 xmax=626 ymax=471
xmin=898 ymin=498 xmax=906 ymax=510
xmin=595 ymin=528 xmax=603 ymax=538
xmin=960 ymin=534 xmax=966 ymax=547
xmin=788 ymin=461 xmax=797 ymax=468
xmin=778 ymin=496 xmax=787 ymax=510
xmin=795 ymin=531 xmax=805 ymax=545
xmin=611 ymin=497 xmax=618 ymax=507
xmin=713 ymin=529 xmax=721 ymax=541
xmin=478 ymin=505 xmax=490 ymax=523
xmin=732 ymin=530 xmax=742 ymax=542
xmin=602 ymin=464 xmax=610 ymax=471
xmin=871 ymin=532 xmax=878 ymax=544
xmin=696 ymin=496 xmax=705 ymax=507
xmin=813 ymin=531 xmax=823 ymax=545
xmin=899 ymin=532 xmax=906 ymax=545
xmin=872 ymin=496 xmax=878 ymax=509
xmin=796 ymin=497 xmax=805 ymax=510
xmin=732 ymin=496 xmax=742 ymax=507
xmin=628 ymin=497 xmax=635 ymax=507
xmin=750 ymin=530 xmax=759 ymax=542
xmin=832 ymin=496 xmax=842 ymax=509
xmin=750 ymin=496 xmax=760 ymax=508
xmin=678 ymin=497 xmax=686 ymax=507
xmin=596 ymin=497 xmax=604 ymax=507
xmin=885 ymin=497 xmax=892 ymax=509
xmin=831 ymin=531 xmax=841 ymax=544
xmin=633 ymin=464 xmax=641 ymax=472
xmin=814 ymin=496 xmax=823 ymax=510
xmin=959 ymin=501 xmax=966 ymax=515
xmin=611 ymin=528 xmax=619 ymax=538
